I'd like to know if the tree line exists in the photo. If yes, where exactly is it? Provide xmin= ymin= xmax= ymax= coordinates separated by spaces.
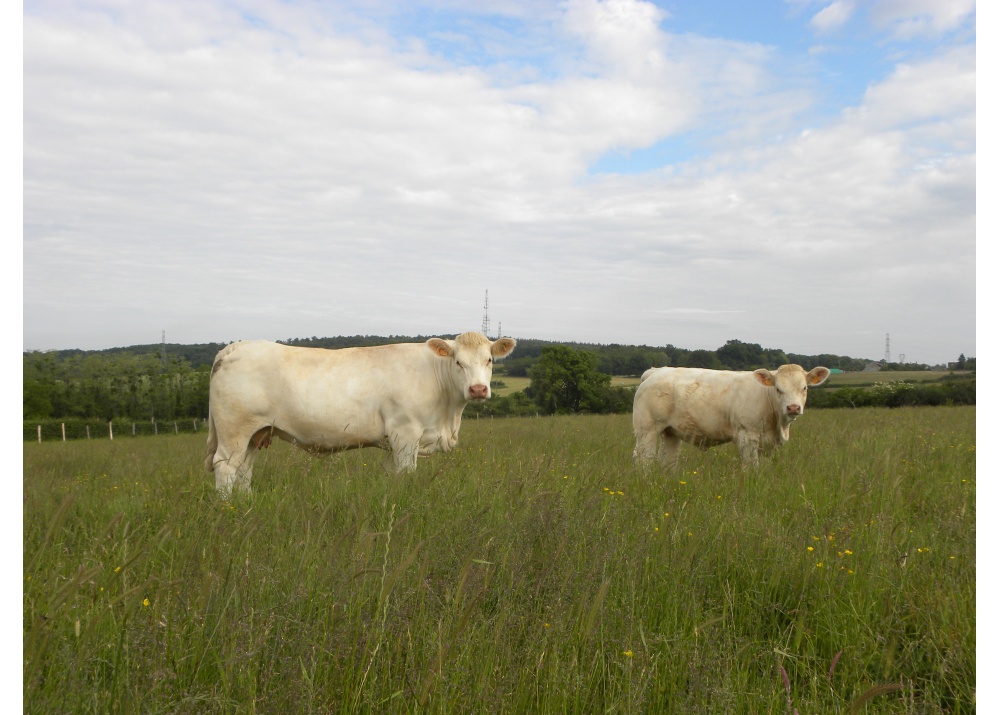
xmin=23 ymin=351 xmax=210 ymax=421
xmin=24 ymin=335 xmax=973 ymax=423
xmin=501 ymin=338 xmax=875 ymax=378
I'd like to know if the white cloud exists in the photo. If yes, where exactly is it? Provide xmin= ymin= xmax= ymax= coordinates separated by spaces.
xmin=23 ymin=0 xmax=975 ymax=363
xmin=868 ymin=0 xmax=976 ymax=39
xmin=810 ymin=1 xmax=856 ymax=33
xmin=799 ymin=0 xmax=975 ymax=38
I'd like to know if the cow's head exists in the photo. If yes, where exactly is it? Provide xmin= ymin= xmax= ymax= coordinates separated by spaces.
xmin=753 ymin=364 xmax=830 ymax=419
xmin=427 ymin=332 xmax=517 ymax=402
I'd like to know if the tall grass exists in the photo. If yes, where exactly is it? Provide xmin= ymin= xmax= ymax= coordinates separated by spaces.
xmin=24 ymin=407 xmax=975 ymax=713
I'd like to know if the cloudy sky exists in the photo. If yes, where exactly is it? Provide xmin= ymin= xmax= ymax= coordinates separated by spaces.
xmin=23 ymin=0 xmax=976 ymax=364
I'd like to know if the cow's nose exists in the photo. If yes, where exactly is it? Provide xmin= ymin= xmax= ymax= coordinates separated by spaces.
xmin=469 ymin=384 xmax=489 ymax=399
xmin=786 ymin=404 xmax=802 ymax=415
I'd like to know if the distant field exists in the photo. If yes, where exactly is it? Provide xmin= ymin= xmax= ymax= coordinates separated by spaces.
xmin=492 ymin=375 xmax=531 ymax=396
xmin=493 ymin=371 xmax=968 ymax=397
xmin=493 ymin=375 xmax=640 ymax=397
xmin=824 ymin=370 xmax=971 ymax=386
xmin=24 ymin=407 xmax=975 ymax=713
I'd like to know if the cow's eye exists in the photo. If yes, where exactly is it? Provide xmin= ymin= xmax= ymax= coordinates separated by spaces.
xmin=775 ymin=387 xmax=783 ymax=395
xmin=455 ymin=360 xmax=462 ymax=368
xmin=487 ymin=359 xmax=492 ymax=365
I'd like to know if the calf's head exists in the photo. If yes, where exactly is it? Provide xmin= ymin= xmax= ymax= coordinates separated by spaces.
xmin=427 ymin=332 xmax=517 ymax=402
xmin=753 ymin=364 xmax=830 ymax=419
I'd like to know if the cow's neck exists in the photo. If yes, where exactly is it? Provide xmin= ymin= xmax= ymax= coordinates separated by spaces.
xmin=766 ymin=393 xmax=792 ymax=445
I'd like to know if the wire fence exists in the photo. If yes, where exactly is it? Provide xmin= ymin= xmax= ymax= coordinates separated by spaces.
xmin=24 ymin=418 xmax=208 ymax=442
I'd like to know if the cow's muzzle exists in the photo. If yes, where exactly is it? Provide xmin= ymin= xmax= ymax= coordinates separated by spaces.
xmin=786 ymin=404 xmax=802 ymax=416
xmin=469 ymin=384 xmax=489 ymax=400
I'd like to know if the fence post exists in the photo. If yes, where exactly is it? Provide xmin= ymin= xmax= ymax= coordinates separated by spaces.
xmin=61 ymin=423 xmax=66 ymax=441
xmin=132 ymin=423 xmax=135 ymax=436
xmin=193 ymin=419 xmax=197 ymax=432
xmin=37 ymin=425 xmax=41 ymax=443
xmin=174 ymin=421 xmax=178 ymax=434
xmin=86 ymin=425 xmax=90 ymax=440
xmin=154 ymin=421 xmax=157 ymax=436
xmin=109 ymin=421 xmax=114 ymax=440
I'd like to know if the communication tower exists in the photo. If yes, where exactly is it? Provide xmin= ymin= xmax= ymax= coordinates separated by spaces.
xmin=161 ymin=331 xmax=166 ymax=363
xmin=884 ymin=333 xmax=890 ymax=364
xmin=481 ymin=290 xmax=490 ymax=338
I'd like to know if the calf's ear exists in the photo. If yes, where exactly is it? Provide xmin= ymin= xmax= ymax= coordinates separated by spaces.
xmin=490 ymin=337 xmax=516 ymax=358
xmin=753 ymin=369 xmax=775 ymax=386
xmin=806 ymin=366 xmax=831 ymax=385
xmin=427 ymin=338 xmax=453 ymax=358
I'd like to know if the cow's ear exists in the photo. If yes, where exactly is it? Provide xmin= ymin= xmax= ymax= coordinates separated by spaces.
xmin=490 ymin=337 xmax=516 ymax=358
xmin=806 ymin=366 xmax=831 ymax=386
xmin=753 ymin=369 xmax=775 ymax=387
xmin=427 ymin=338 xmax=453 ymax=358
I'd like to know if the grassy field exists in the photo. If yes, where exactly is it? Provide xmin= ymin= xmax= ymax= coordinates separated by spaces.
xmin=24 ymin=408 xmax=975 ymax=713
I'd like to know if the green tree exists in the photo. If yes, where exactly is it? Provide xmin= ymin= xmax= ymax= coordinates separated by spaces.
xmin=528 ymin=346 xmax=612 ymax=414
xmin=685 ymin=349 xmax=724 ymax=369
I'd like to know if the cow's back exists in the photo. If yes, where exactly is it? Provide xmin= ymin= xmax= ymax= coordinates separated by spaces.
xmin=634 ymin=367 xmax=760 ymax=443
xmin=210 ymin=341 xmax=439 ymax=421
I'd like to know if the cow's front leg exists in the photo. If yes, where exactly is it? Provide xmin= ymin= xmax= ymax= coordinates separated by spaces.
xmin=385 ymin=426 xmax=421 ymax=473
xmin=656 ymin=431 xmax=682 ymax=470
xmin=736 ymin=431 xmax=761 ymax=468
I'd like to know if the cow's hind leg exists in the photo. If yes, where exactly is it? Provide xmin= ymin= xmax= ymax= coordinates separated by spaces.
xmin=212 ymin=434 xmax=260 ymax=495
xmin=633 ymin=425 xmax=662 ymax=466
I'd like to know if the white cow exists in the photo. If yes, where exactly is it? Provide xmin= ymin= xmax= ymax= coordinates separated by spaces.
xmin=632 ymin=364 xmax=831 ymax=469
xmin=204 ymin=332 xmax=516 ymax=493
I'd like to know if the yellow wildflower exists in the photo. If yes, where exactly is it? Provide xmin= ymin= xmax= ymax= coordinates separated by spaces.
xmin=142 ymin=598 xmax=149 ymax=607
xmin=808 ymin=547 xmax=814 ymax=552
xmin=623 ymin=650 xmax=633 ymax=657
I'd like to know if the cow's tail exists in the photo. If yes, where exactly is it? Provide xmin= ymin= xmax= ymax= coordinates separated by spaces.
xmin=202 ymin=342 xmax=242 ymax=472
xmin=204 ymin=405 xmax=218 ymax=472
